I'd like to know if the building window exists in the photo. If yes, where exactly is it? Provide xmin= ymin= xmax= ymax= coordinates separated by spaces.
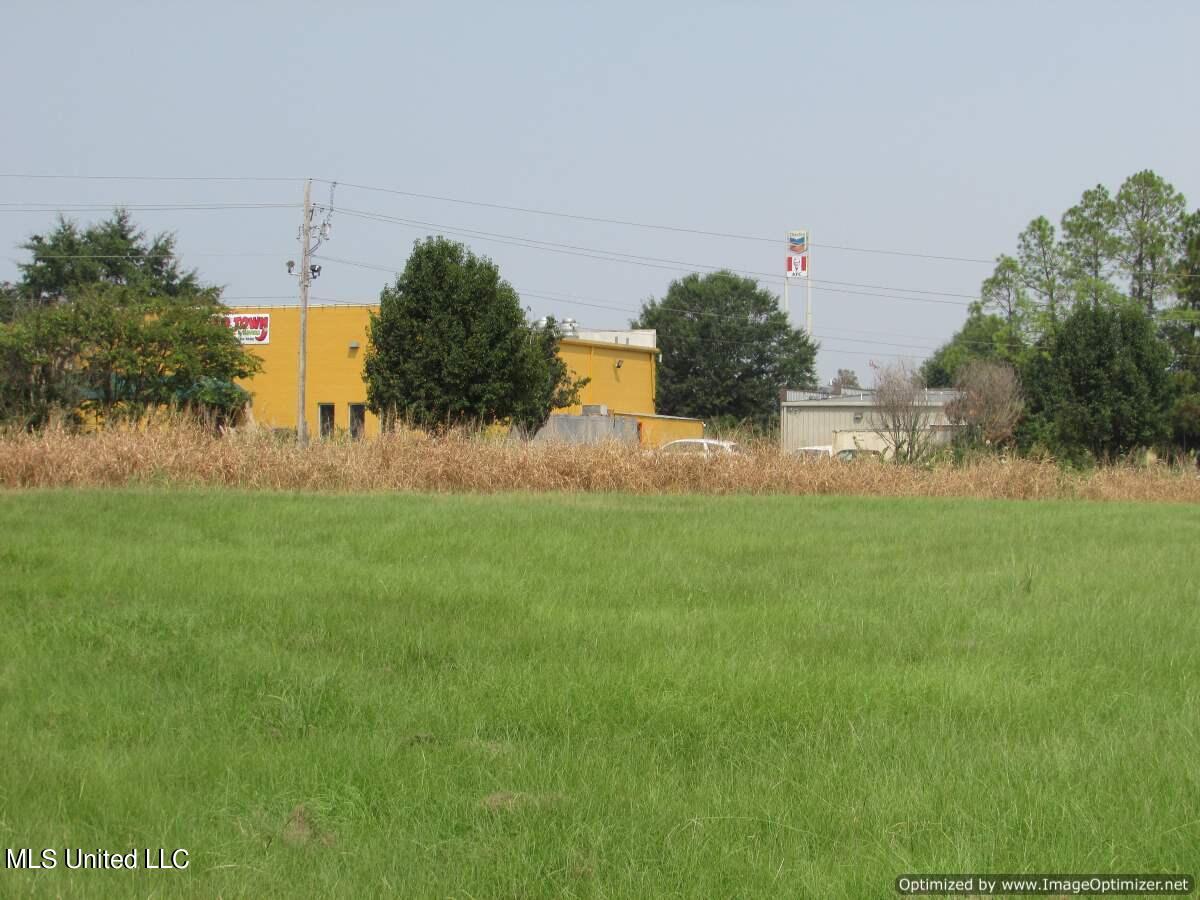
xmin=318 ymin=403 xmax=335 ymax=438
xmin=349 ymin=404 xmax=366 ymax=440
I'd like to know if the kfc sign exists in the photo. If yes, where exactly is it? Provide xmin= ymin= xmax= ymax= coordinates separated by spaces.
xmin=223 ymin=313 xmax=270 ymax=344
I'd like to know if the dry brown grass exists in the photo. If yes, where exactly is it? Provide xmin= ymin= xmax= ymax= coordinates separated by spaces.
xmin=1 ymin=422 xmax=1198 ymax=503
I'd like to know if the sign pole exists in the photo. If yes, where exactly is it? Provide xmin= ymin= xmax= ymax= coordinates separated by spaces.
xmin=784 ymin=260 xmax=790 ymax=324
xmin=805 ymin=234 xmax=813 ymax=336
xmin=785 ymin=229 xmax=808 ymax=331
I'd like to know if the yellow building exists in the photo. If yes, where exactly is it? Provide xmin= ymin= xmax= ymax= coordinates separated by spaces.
xmin=224 ymin=305 xmax=702 ymax=445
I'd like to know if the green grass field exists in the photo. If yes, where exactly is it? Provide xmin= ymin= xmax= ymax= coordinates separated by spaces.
xmin=1 ymin=491 xmax=1197 ymax=898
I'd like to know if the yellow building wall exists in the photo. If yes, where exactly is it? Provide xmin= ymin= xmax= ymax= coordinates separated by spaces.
xmin=228 ymin=307 xmax=676 ymax=439
xmin=554 ymin=339 xmax=657 ymax=416
xmin=633 ymin=414 xmax=705 ymax=448
xmin=231 ymin=305 xmax=382 ymax=438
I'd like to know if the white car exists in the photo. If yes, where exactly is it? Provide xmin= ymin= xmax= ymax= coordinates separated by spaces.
xmin=658 ymin=438 xmax=743 ymax=456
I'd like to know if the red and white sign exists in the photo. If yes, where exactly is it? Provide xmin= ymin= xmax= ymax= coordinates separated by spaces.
xmin=223 ymin=313 xmax=270 ymax=344
xmin=786 ymin=254 xmax=808 ymax=279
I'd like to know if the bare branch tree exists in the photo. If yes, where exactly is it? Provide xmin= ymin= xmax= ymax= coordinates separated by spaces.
xmin=869 ymin=360 xmax=937 ymax=463
xmin=946 ymin=360 xmax=1024 ymax=447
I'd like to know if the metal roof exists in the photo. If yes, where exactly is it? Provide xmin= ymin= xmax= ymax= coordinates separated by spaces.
xmin=781 ymin=387 xmax=959 ymax=407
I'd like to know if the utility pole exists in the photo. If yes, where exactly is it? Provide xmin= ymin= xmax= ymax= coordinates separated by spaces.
xmin=296 ymin=178 xmax=313 ymax=445
xmin=286 ymin=179 xmax=333 ymax=444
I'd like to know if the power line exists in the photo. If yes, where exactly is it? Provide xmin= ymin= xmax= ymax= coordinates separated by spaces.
xmin=516 ymin=292 xmax=944 ymax=351
xmin=229 ymin=292 xmax=1200 ymax=361
xmin=0 ymin=174 xmax=303 ymax=183
xmin=325 ymin=213 xmax=978 ymax=308
xmin=326 ymin=178 xmax=995 ymax=264
xmin=0 ymin=172 xmax=993 ymax=262
xmin=221 ymin=295 xmax=299 ymax=301
xmin=258 ymin=283 xmax=946 ymax=354
xmin=334 ymin=206 xmax=976 ymax=299
xmin=316 ymin=248 xmax=973 ymax=311
xmin=222 ymin=252 xmax=1194 ymax=356
xmin=336 ymin=206 xmax=979 ymax=300
xmin=8 ymin=179 xmax=1188 ymax=349
xmin=8 ymin=252 xmax=282 ymax=260
xmin=0 ymin=203 xmax=297 ymax=213
xmin=7 ymin=173 xmax=1197 ymax=285
xmin=518 ymin=287 xmax=947 ymax=352
xmin=819 ymin=323 xmax=955 ymax=344
xmin=264 ymin=299 xmax=939 ymax=357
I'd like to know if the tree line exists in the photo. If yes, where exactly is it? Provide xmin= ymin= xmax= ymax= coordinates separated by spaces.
xmin=921 ymin=169 xmax=1198 ymax=461
xmin=0 ymin=221 xmax=593 ymax=434
xmin=4 ymin=170 xmax=1195 ymax=464
xmin=0 ymin=214 xmax=818 ymax=435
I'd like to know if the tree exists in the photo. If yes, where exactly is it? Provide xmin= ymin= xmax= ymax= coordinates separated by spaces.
xmin=0 ymin=285 xmax=257 ymax=429
xmin=1113 ymin=170 xmax=1186 ymax=312
xmin=1162 ymin=209 xmax=1200 ymax=452
xmin=631 ymin=271 xmax=816 ymax=426
xmin=510 ymin=317 xmax=590 ymax=435
xmin=1 ymin=212 xmax=257 ymax=430
xmin=1173 ymin=210 xmax=1200 ymax=312
xmin=1020 ymin=301 xmax=1173 ymax=459
xmin=1060 ymin=184 xmax=1121 ymax=308
xmin=980 ymin=255 xmax=1034 ymax=338
xmin=830 ymin=368 xmax=860 ymax=394
xmin=0 ymin=301 xmax=86 ymax=426
xmin=941 ymin=171 xmax=1192 ymax=458
xmin=869 ymin=360 xmax=938 ymax=463
xmin=0 ymin=282 xmax=18 ymax=324
xmin=363 ymin=237 xmax=584 ymax=431
xmin=16 ymin=209 xmax=207 ymax=306
xmin=1017 ymin=216 xmax=1067 ymax=326
xmin=921 ymin=304 xmax=1025 ymax=388
xmin=945 ymin=360 xmax=1023 ymax=447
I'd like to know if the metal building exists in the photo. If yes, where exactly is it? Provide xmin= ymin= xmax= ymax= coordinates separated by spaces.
xmin=779 ymin=388 xmax=958 ymax=455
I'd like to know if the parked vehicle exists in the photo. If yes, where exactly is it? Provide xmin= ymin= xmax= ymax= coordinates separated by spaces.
xmin=792 ymin=445 xmax=833 ymax=459
xmin=836 ymin=448 xmax=883 ymax=462
xmin=658 ymin=438 xmax=743 ymax=456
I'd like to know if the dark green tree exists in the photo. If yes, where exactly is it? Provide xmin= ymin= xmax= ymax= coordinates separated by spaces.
xmin=1162 ymin=209 xmax=1200 ymax=452
xmin=363 ymin=237 xmax=584 ymax=431
xmin=631 ymin=271 xmax=816 ymax=426
xmin=508 ymin=317 xmax=589 ymax=434
xmin=16 ymin=209 xmax=207 ymax=306
xmin=1020 ymin=301 xmax=1172 ymax=459
xmin=1173 ymin=210 xmax=1200 ymax=312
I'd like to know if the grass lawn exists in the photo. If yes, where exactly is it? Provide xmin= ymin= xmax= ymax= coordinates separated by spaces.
xmin=0 ymin=490 xmax=1197 ymax=898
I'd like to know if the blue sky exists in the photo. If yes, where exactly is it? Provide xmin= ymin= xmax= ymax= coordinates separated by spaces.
xmin=2 ymin=1 xmax=1197 ymax=382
